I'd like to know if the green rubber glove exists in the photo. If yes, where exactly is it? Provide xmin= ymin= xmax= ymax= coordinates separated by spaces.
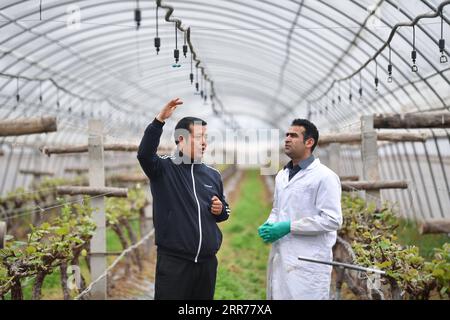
xmin=259 ymin=221 xmax=291 ymax=243
xmin=258 ymin=221 xmax=272 ymax=239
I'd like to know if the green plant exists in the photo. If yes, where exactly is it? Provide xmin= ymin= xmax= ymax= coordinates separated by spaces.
xmin=0 ymin=198 xmax=95 ymax=300
xmin=0 ymin=183 xmax=150 ymax=300
xmin=425 ymin=243 xmax=450 ymax=298
xmin=105 ymin=186 xmax=148 ymax=271
xmin=339 ymin=193 xmax=449 ymax=300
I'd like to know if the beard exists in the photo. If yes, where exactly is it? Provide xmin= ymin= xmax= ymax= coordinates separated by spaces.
xmin=284 ymin=145 xmax=293 ymax=157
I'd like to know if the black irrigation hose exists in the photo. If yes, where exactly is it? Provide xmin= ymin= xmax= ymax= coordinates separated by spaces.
xmin=157 ymin=0 xmax=237 ymax=127
xmin=307 ymin=0 xmax=450 ymax=104
xmin=0 ymin=72 xmax=139 ymax=116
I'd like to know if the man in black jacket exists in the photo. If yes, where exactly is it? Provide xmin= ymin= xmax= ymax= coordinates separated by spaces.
xmin=137 ymin=98 xmax=230 ymax=300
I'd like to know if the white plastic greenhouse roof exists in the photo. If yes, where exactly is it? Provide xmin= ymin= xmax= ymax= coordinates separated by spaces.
xmin=0 ymin=0 xmax=449 ymax=145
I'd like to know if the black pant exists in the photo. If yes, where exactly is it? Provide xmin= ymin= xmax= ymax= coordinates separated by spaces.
xmin=154 ymin=251 xmax=218 ymax=300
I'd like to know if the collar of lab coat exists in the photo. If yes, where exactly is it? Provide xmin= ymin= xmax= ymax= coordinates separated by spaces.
xmin=284 ymin=154 xmax=315 ymax=171
xmin=281 ymin=158 xmax=321 ymax=188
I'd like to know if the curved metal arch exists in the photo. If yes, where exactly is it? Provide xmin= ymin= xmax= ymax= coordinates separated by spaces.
xmin=107 ymin=72 xmax=294 ymax=130
xmin=222 ymin=0 xmax=446 ymax=121
xmin=133 ymin=0 xmax=408 ymax=104
xmin=292 ymin=0 xmax=449 ymax=124
xmin=0 ymin=0 xmax=380 ymax=122
xmin=54 ymin=33 xmax=334 ymax=102
xmin=309 ymin=0 xmax=450 ymax=99
xmin=0 ymin=1 xmax=446 ymax=131
xmin=0 ymin=55 xmax=301 ymax=129
xmin=0 ymin=57 xmax=143 ymax=118
xmin=290 ymin=0 xmax=448 ymax=119
xmin=296 ymin=0 xmax=448 ymax=108
xmin=300 ymin=0 xmax=390 ymax=100
xmin=56 ymin=34 xmax=314 ymax=96
xmin=0 ymin=2 xmax=300 ymax=106
xmin=0 ymin=5 xmax=334 ymax=95
xmin=270 ymin=0 xmax=449 ymax=110
xmin=0 ymin=0 xmax=162 ymax=100
xmin=0 ymin=0 xmax=390 ymax=105
xmin=57 ymin=48 xmax=380 ymax=124
xmin=0 ymin=19 xmax=376 ymax=125
xmin=26 ymin=8 xmax=406 ymax=121
xmin=0 ymin=3 xmax=316 ymax=121
xmin=270 ymin=0 xmax=450 ymax=125
xmin=320 ymin=0 xmax=450 ymax=118
xmin=5 ymin=68 xmax=288 ymax=132
xmin=312 ymin=65 xmax=450 ymax=127
xmin=2 ymin=0 xmax=446 ymax=107
xmin=0 ymin=57 xmax=414 ymax=141
xmin=0 ymin=98 xmax=135 ymax=143
xmin=117 ymin=68 xmax=301 ymax=124
xmin=351 ymin=0 xmax=449 ymax=104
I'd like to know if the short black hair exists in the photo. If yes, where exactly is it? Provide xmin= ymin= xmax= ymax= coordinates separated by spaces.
xmin=291 ymin=118 xmax=319 ymax=151
xmin=174 ymin=116 xmax=207 ymax=145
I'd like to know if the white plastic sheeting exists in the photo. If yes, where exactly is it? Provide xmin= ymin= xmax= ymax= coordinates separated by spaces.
xmin=0 ymin=1 xmax=449 ymax=218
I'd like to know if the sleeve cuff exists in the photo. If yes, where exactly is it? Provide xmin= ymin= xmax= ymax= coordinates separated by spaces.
xmin=215 ymin=205 xmax=230 ymax=222
xmin=152 ymin=117 xmax=165 ymax=127
xmin=222 ymin=204 xmax=231 ymax=216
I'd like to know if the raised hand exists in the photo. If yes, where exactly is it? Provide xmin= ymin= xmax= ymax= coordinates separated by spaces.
xmin=156 ymin=98 xmax=184 ymax=122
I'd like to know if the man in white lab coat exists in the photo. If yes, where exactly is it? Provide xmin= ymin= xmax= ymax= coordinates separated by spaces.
xmin=258 ymin=118 xmax=342 ymax=300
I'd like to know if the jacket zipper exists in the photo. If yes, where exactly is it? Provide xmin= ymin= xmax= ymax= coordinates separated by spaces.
xmin=191 ymin=164 xmax=202 ymax=263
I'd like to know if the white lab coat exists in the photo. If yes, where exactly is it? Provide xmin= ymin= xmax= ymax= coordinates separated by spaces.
xmin=266 ymin=158 xmax=342 ymax=300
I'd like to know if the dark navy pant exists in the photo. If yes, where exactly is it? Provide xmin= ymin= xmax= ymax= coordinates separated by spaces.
xmin=154 ymin=250 xmax=218 ymax=300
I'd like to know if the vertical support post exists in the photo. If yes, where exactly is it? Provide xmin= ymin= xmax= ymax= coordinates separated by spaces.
xmin=361 ymin=115 xmax=381 ymax=208
xmin=32 ymin=136 xmax=43 ymax=225
xmin=328 ymin=143 xmax=341 ymax=175
xmin=88 ymin=120 xmax=107 ymax=300
xmin=0 ymin=221 xmax=6 ymax=249
xmin=34 ymin=136 xmax=43 ymax=174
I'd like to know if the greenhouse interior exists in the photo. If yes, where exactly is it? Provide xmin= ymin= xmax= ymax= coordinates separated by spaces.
xmin=0 ymin=0 xmax=449 ymax=302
